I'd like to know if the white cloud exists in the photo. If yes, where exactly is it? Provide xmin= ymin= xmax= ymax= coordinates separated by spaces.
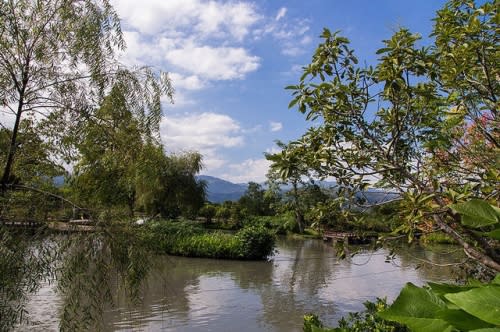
xmin=111 ymin=0 xmax=260 ymax=41
xmin=269 ymin=121 xmax=283 ymax=132
xmin=169 ymin=73 xmax=205 ymax=91
xmin=162 ymin=90 xmax=196 ymax=108
xmin=275 ymin=7 xmax=287 ymax=21
xmin=300 ymin=35 xmax=312 ymax=45
xmin=161 ymin=112 xmax=243 ymax=150
xmin=113 ymin=0 xmax=263 ymax=92
xmin=120 ymin=31 xmax=261 ymax=82
xmin=222 ymin=158 xmax=271 ymax=183
xmin=254 ymin=16 xmax=312 ymax=57
xmin=161 ymin=112 xmax=244 ymax=172
xmin=166 ymin=44 xmax=260 ymax=80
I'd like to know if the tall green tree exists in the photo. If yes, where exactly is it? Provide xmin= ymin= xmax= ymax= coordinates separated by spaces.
xmin=135 ymin=146 xmax=206 ymax=218
xmin=283 ymin=0 xmax=499 ymax=271
xmin=266 ymin=141 xmax=311 ymax=232
xmin=238 ymin=182 xmax=275 ymax=217
xmin=0 ymin=0 xmax=172 ymax=192
xmin=71 ymin=86 xmax=144 ymax=216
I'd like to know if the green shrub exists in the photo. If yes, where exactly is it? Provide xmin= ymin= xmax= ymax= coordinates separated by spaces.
xmin=303 ymin=314 xmax=324 ymax=332
xmin=234 ymin=225 xmax=276 ymax=260
xmin=167 ymin=232 xmax=239 ymax=259
xmin=420 ymin=232 xmax=456 ymax=245
xmin=302 ymin=298 xmax=408 ymax=332
xmin=244 ymin=213 xmax=296 ymax=234
xmin=143 ymin=221 xmax=275 ymax=260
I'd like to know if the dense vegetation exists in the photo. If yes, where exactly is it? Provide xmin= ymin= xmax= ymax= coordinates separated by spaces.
xmin=305 ymin=276 xmax=500 ymax=332
xmin=290 ymin=0 xmax=499 ymax=330
xmin=143 ymin=221 xmax=275 ymax=260
xmin=0 ymin=0 xmax=498 ymax=331
xmin=267 ymin=0 xmax=499 ymax=272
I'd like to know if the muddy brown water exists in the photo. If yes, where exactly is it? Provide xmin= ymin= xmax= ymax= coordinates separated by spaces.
xmin=18 ymin=237 xmax=464 ymax=331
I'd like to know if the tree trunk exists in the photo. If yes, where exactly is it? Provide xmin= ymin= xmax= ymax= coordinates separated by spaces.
xmin=295 ymin=211 xmax=304 ymax=233
xmin=292 ymin=181 xmax=304 ymax=233
xmin=127 ymin=192 xmax=135 ymax=218
xmin=1 ymin=100 xmax=24 ymax=193
xmin=432 ymin=214 xmax=500 ymax=272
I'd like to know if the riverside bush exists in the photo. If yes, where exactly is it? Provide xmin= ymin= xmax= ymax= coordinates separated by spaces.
xmin=303 ymin=298 xmax=408 ymax=332
xmin=235 ymin=225 xmax=276 ymax=260
xmin=244 ymin=213 xmax=296 ymax=234
xmin=143 ymin=221 xmax=275 ymax=260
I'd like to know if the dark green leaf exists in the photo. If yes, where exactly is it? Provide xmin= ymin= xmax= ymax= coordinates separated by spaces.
xmin=427 ymin=282 xmax=477 ymax=296
xmin=376 ymin=47 xmax=391 ymax=54
xmin=380 ymin=283 xmax=446 ymax=318
xmin=482 ymin=228 xmax=500 ymax=240
xmin=288 ymin=98 xmax=299 ymax=109
xmin=436 ymin=308 xmax=494 ymax=331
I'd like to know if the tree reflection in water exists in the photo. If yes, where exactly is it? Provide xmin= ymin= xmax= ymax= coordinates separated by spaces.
xmin=9 ymin=236 xmax=465 ymax=331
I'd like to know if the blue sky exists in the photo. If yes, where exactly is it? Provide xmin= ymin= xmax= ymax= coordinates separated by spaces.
xmin=111 ymin=0 xmax=447 ymax=183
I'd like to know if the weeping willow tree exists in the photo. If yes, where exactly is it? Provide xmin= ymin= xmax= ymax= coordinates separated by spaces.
xmin=0 ymin=0 xmax=174 ymax=330
xmin=135 ymin=146 xmax=206 ymax=219
xmin=71 ymin=88 xmax=206 ymax=219
xmin=0 ymin=0 xmax=173 ymax=192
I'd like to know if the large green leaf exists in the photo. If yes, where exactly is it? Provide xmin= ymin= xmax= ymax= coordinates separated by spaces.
xmin=470 ymin=329 xmax=500 ymax=332
xmin=379 ymin=283 xmax=446 ymax=316
xmin=482 ymin=228 xmax=500 ymax=240
xmin=445 ymin=286 xmax=500 ymax=325
xmin=427 ymin=282 xmax=477 ymax=296
xmin=378 ymin=316 xmax=453 ymax=332
xmin=436 ymin=308 xmax=494 ymax=331
xmin=450 ymin=199 xmax=499 ymax=228
xmin=378 ymin=283 xmax=451 ymax=331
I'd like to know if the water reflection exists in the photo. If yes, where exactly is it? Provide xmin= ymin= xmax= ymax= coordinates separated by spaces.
xmin=21 ymin=238 xmax=464 ymax=331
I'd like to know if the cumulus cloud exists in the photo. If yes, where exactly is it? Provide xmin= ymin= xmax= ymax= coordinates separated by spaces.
xmin=166 ymin=44 xmax=260 ymax=80
xmin=269 ymin=121 xmax=283 ymax=132
xmin=109 ymin=0 xmax=264 ymax=104
xmin=160 ymin=112 xmax=244 ymax=171
xmin=111 ymin=0 xmax=260 ymax=40
xmin=161 ymin=112 xmax=243 ymax=150
xmin=169 ymin=73 xmax=205 ymax=91
xmin=222 ymin=158 xmax=271 ymax=183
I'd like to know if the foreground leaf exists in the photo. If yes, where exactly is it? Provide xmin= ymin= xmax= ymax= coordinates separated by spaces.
xmin=427 ymin=282 xmax=477 ymax=296
xmin=445 ymin=286 xmax=500 ymax=325
xmin=450 ymin=200 xmax=499 ymax=228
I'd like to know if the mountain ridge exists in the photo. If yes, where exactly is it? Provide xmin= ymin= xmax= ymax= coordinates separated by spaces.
xmin=197 ymin=175 xmax=399 ymax=204
xmin=196 ymin=175 xmax=248 ymax=203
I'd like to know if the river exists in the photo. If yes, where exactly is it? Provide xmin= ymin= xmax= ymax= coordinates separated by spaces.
xmin=18 ymin=237 xmax=464 ymax=331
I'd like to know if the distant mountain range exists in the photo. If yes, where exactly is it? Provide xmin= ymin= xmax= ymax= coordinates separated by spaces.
xmin=56 ymin=174 xmax=397 ymax=205
xmin=196 ymin=175 xmax=248 ymax=203
xmin=197 ymin=175 xmax=399 ymax=204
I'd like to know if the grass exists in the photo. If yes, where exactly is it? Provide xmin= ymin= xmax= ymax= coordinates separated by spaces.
xmin=142 ymin=220 xmax=275 ymax=260
xmin=420 ymin=232 xmax=456 ymax=245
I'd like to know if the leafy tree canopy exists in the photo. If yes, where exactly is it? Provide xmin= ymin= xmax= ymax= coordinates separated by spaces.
xmin=0 ymin=0 xmax=173 ymax=191
xmin=274 ymin=0 xmax=499 ymax=271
